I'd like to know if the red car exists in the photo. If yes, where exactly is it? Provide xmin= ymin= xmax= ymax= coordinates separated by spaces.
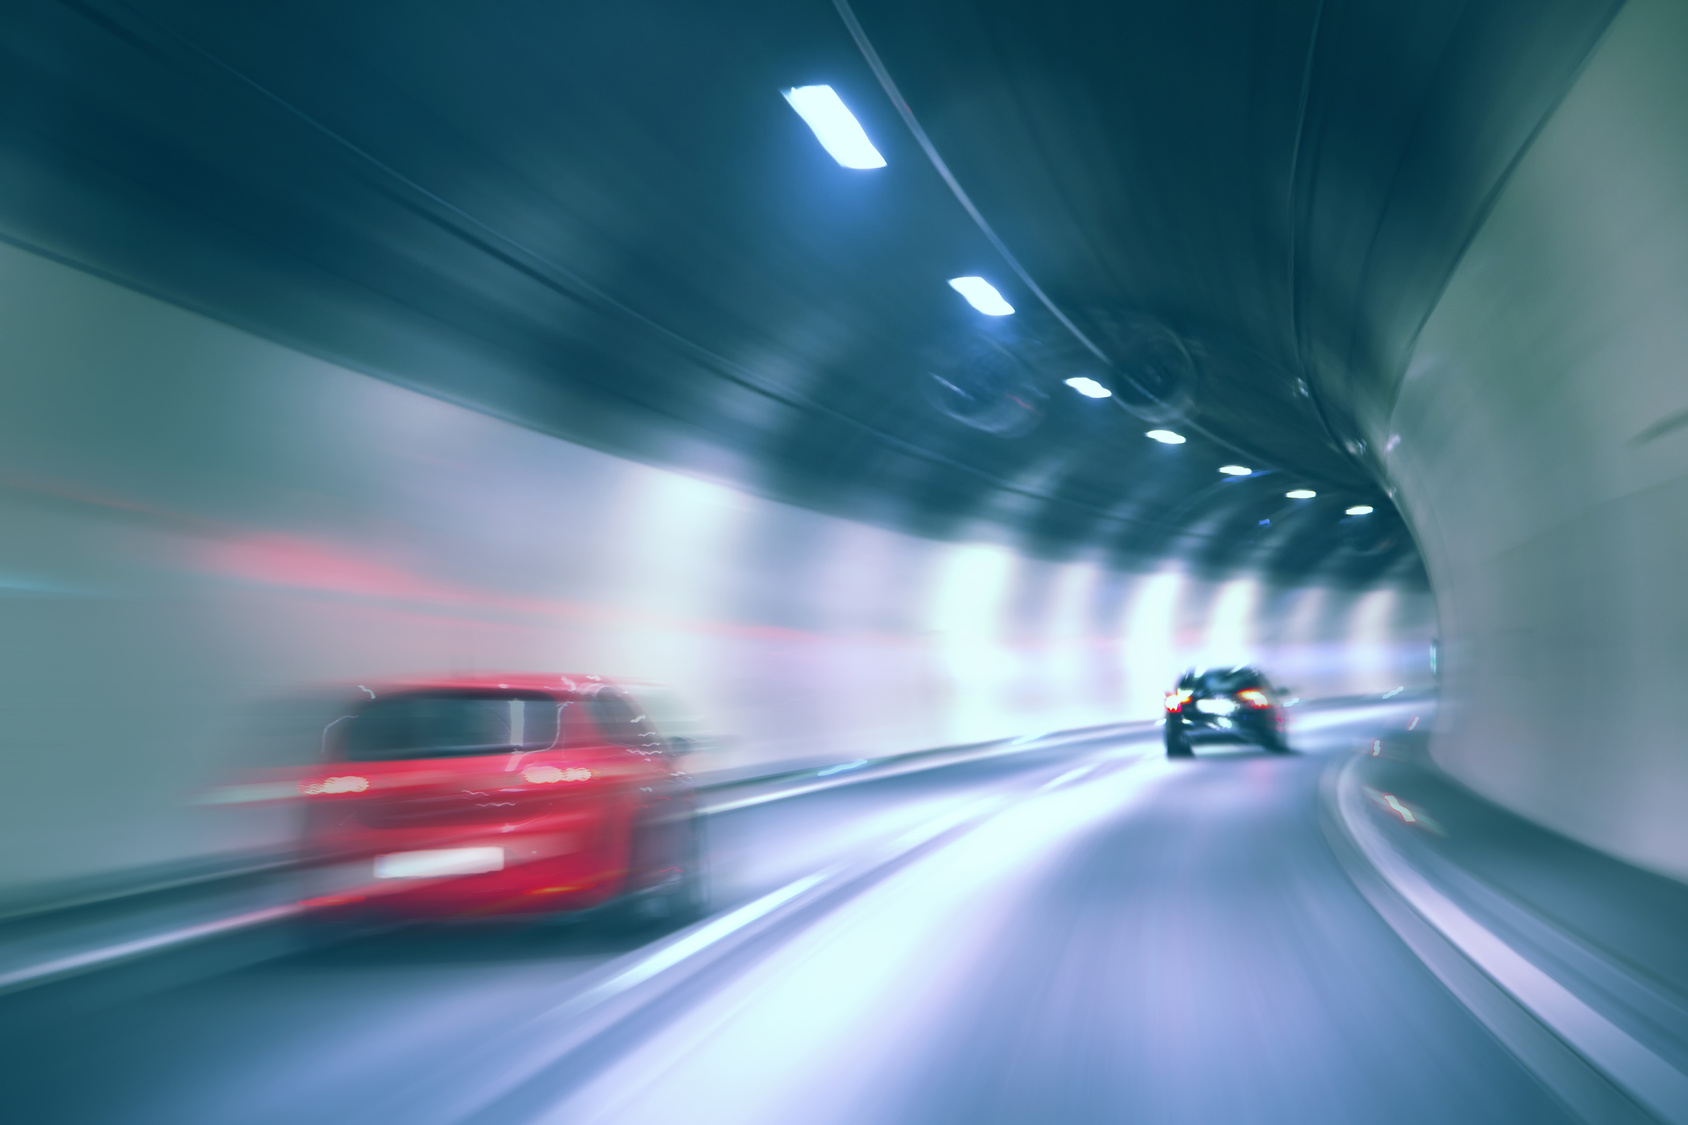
xmin=297 ymin=674 xmax=704 ymax=925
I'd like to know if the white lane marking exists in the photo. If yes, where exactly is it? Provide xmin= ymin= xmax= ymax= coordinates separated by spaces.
xmin=1338 ymin=761 xmax=1688 ymax=1124
xmin=0 ymin=903 xmax=302 ymax=995
xmin=1042 ymin=764 xmax=1098 ymax=790
xmin=1291 ymin=701 xmax=1419 ymax=734
xmin=3 ymin=730 xmax=1146 ymax=1000
xmin=591 ymin=868 xmax=838 ymax=999
xmin=399 ymin=791 xmax=1018 ymax=1125
xmin=542 ymin=757 xmax=1174 ymax=1125
xmin=699 ymin=727 xmax=1150 ymax=815
xmin=814 ymin=759 xmax=867 ymax=777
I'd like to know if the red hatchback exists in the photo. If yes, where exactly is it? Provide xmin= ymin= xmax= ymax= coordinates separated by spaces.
xmin=298 ymin=675 xmax=704 ymax=925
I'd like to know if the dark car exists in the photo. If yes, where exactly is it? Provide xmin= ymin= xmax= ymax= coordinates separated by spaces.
xmin=1164 ymin=666 xmax=1291 ymax=757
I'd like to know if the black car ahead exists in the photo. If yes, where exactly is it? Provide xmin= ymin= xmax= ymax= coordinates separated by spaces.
xmin=1164 ymin=666 xmax=1290 ymax=757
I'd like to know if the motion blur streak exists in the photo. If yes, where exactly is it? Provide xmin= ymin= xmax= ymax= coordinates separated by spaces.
xmin=548 ymin=718 xmax=1562 ymax=1125
xmin=9 ymin=0 xmax=1688 ymax=1122
xmin=549 ymin=758 xmax=1177 ymax=1125
xmin=0 ymin=241 xmax=1431 ymax=901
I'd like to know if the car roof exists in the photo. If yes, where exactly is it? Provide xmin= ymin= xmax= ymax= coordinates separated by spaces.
xmin=1181 ymin=665 xmax=1268 ymax=684
xmin=354 ymin=673 xmax=629 ymax=700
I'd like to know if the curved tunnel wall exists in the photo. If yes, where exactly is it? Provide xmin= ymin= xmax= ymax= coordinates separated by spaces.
xmin=0 ymin=237 xmax=1431 ymax=906
xmin=1381 ymin=0 xmax=1688 ymax=877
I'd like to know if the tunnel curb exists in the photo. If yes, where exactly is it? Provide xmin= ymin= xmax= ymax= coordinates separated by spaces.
xmin=1322 ymin=755 xmax=1681 ymax=1124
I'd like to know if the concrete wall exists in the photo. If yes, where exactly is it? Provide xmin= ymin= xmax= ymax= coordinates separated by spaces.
xmin=0 ymin=237 xmax=1430 ymax=906
xmin=1382 ymin=0 xmax=1688 ymax=877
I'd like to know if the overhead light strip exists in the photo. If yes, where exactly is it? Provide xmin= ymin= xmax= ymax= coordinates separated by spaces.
xmin=830 ymin=0 xmax=1277 ymax=470
xmin=782 ymin=85 xmax=887 ymax=169
xmin=829 ymin=0 xmax=1106 ymax=363
xmin=948 ymin=276 xmax=1014 ymax=316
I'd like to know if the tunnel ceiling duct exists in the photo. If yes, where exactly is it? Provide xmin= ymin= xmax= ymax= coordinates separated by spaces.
xmin=1078 ymin=315 xmax=1195 ymax=426
xmin=0 ymin=0 xmax=1595 ymax=588
xmin=921 ymin=335 xmax=1046 ymax=438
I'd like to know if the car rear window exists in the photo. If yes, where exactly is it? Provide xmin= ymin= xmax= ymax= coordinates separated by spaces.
xmin=343 ymin=691 xmax=568 ymax=761
xmin=1202 ymin=668 xmax=1267 ymax=691
xmin=1180 ymin=667 xmax=1268 ymax=692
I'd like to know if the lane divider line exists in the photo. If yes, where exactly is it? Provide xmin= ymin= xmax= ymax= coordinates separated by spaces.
xmin=698 ymin=723 xmax=1151 ymax=815
xmin=0 ymin=903 xmax=302 ymax=996
xmin=1041 ymin=764 xmax=1099 ymax=790
xmin=1329 ymin=756 xmax=1688 ymax=1124
xmin=0 ymin=724 xmax=1153 ymax=1000
xmin=370 ymin=755 xmax=1164 ymax=1125
xmin=362 ymin=790 xmax=1023 ymax=1125
xmin=557 ymin=791 xmax=1007 ymax=1019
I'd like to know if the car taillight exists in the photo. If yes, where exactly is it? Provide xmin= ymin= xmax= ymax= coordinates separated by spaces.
xmin=521 ymin=765 xmax=593 ymax=785
xmin=1235 ymin=689 xmax=1271 ymax=709
xmin=299 ymin=775 xmax=369 ymax=796
xmin=1165 ymin=689 xmax=1193 ymax=712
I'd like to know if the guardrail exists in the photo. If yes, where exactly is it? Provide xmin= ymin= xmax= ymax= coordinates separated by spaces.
xmin=0 ymin=716 xmax=1159 ymax=998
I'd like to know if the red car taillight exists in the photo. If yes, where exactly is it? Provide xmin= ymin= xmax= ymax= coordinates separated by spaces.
xmin=520 ymin=765 xmax=593 ymax=785
xmin=1165 ymin=689 xmax=1193 ymax=712
xmin=1235 ymin=689 xmax=1271 ymax=709
xmin=299 ymin=774 xmax=370 ymax=796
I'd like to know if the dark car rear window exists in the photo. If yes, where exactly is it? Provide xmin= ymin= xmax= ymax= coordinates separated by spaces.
xmin=1181 ymin=667 xmax=1269 ymax=692
xmin=342 ymin=690 xmax=568 ymax=761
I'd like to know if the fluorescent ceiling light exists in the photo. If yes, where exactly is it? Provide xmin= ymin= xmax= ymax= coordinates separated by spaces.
xmin=1064 ymin=376 xmax=1112 ymax=399
xmin=782 ymin=85 xmax=886 ymax=169
xmin=1286 ymin=489 xmax=1316 ymax=499
xmin=1346 ymin=504 xmax=1374 ymax=515
xmin=947 ymin=276 xmax=1015 ymax=316
xmin=1218 ymin=464 xmax=1252 ymax=476
xmin=1145 ymin=429 xmax=1186 ymax=444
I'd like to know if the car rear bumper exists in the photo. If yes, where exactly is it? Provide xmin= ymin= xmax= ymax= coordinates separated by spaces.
xmin=1172 ymin=713 xmax=1282 ymax=738
xmin=301 ymin=813 xmax=626 ymax=917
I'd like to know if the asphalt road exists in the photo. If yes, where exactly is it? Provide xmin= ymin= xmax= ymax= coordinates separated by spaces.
xmin=0 ymin=704 xmax=1573 ymax=1124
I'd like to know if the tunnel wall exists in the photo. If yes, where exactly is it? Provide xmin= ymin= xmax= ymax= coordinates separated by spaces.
xmin=1381 ymin=0 xmax=1688 ymax=877
xmin=0 ymin=237 xmax=1431 ymax=907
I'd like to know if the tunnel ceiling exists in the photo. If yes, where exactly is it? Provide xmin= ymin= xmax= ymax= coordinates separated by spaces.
xmin=0 ymin=0 xmax=1621 ymax=587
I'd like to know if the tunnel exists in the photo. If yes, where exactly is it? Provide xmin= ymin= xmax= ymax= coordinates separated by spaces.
xmin=0 ymin=0 xmax=1683 ymax=1122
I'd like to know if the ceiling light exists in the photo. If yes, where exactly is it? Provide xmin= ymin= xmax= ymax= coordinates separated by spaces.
xmin=1145 ymin=430 xmax=1186 ymax=444
xmin=1218 ymin=465 xmax=1252 ymax=476
xmin=781 ymin=86 xmax=887 ymax=169
xmin=1286 ymin=489 xmax=1316 ymax=499
xmin=1346 ymin=504 xmax=1374 ymax=515
xmin=1064 ymin=376 xmax=1112 ymax=399
xmin=947 ymin=276 xmax=1014 ymax=316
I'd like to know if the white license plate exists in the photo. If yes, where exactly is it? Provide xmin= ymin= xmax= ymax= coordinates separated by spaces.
xmin=374 ymin=847 xmax=504 ymax=879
